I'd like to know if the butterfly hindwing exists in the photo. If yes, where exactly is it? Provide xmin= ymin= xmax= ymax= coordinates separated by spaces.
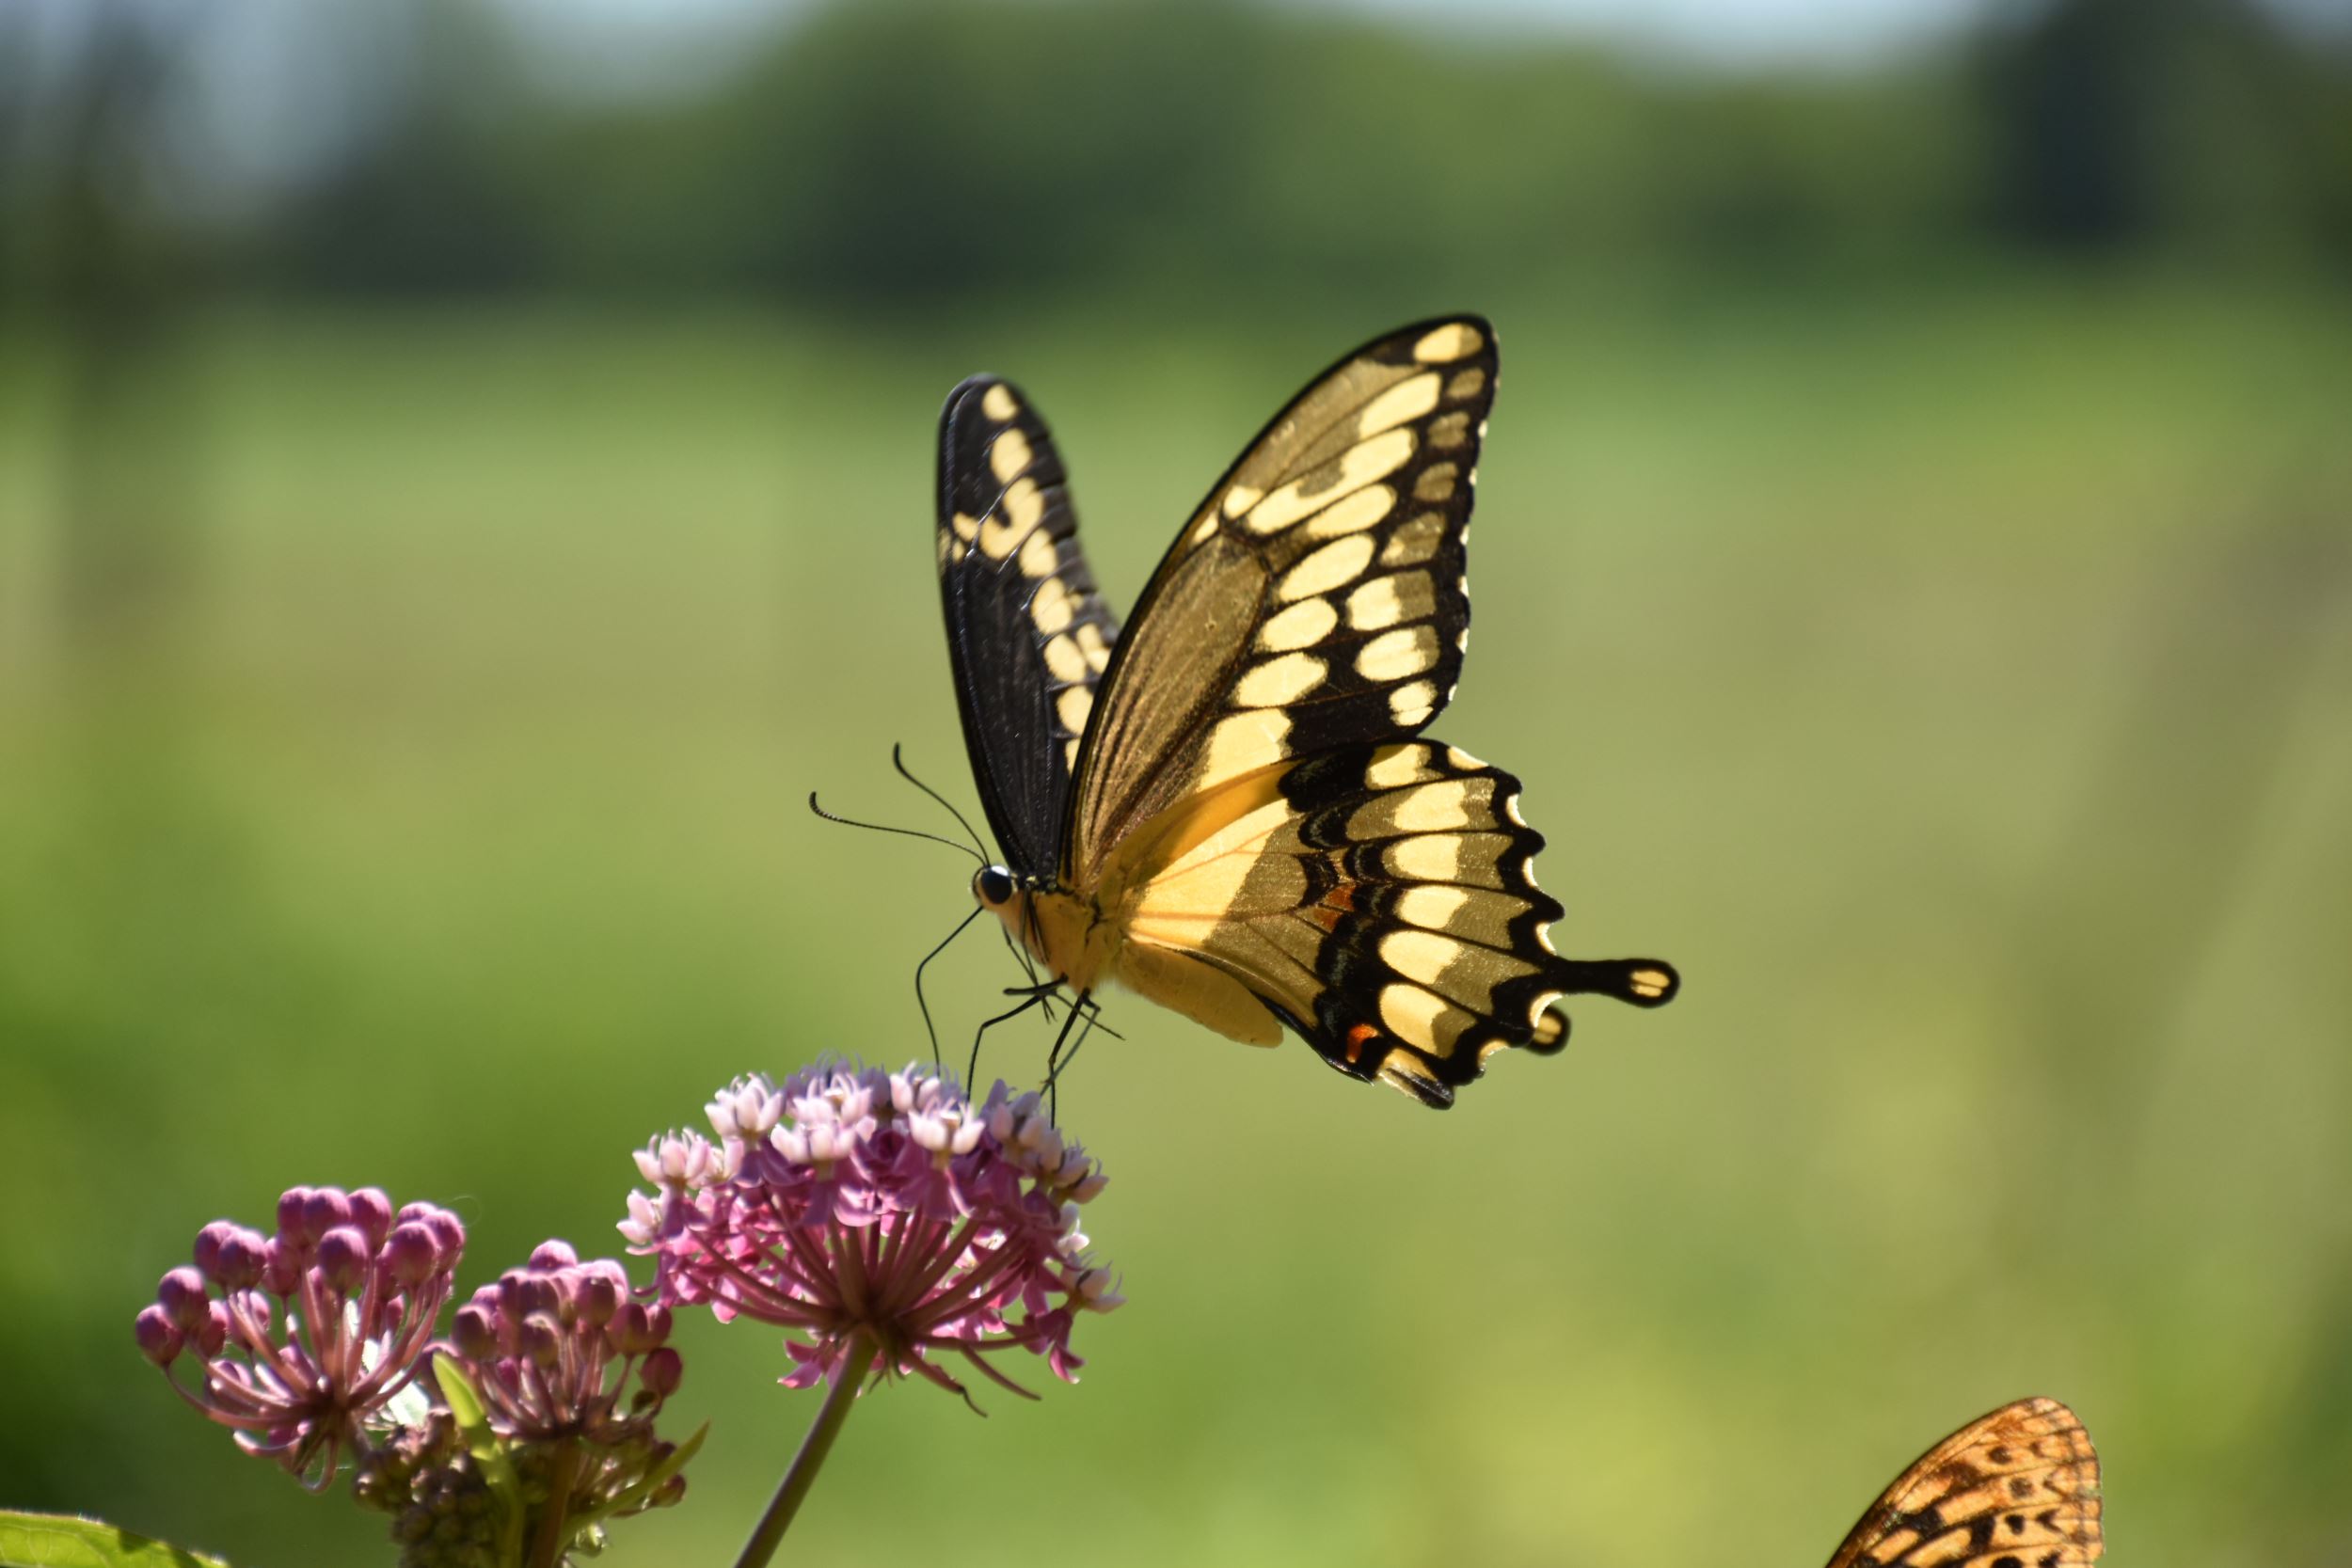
xmin=1065 ymin=317 xmax=1499 ymax=882
xmin=1120 ymin=741 xmax=1677 ymax=1108
xmin=937 ymin=376 xmax=1121 ymax=878
xmin=1825 ymin=1398 xmax=2102 ymax=1568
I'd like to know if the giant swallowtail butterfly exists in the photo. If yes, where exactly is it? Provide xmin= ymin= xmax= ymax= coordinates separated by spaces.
xmin=935 ymin=316 xmax=1677 ymax=1108
xmin=1824 ymin=1397 xmax=2102 ymax=1568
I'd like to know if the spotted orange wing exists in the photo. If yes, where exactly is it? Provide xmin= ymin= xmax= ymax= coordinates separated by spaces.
xmin=1824 ymin=1398 xmax=2103 ymax=1568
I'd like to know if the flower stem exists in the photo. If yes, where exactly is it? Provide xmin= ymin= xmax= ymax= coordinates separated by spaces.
xmin=527 ymin=1439 xmax=583 ymax=1568
xmin=733 ymin=1336 xmax=878 ymax=1568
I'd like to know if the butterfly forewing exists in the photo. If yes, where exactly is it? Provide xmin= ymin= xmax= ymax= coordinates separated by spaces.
xmin=1064 ymin=317 xmax=1499 ymax=883
xmin=937 ymin=375 xmax=1122 ymax=877
xmin=1825 ymin=1399 xmax=2103 ymax=1568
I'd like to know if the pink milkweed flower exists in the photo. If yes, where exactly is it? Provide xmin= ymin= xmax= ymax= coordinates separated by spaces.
xmin=135 ymin=1186 xmax=466 ymax=1487
xmin=623 ymin=1060 xmax=1122 ymax=1402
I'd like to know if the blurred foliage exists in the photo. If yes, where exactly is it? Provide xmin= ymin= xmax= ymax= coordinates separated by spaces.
xmin=4 ymin=0 xmax=2351 ymax=309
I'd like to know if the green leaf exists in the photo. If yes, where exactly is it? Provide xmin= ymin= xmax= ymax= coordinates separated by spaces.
xmin=569 ymin=1421 xmax=707 ymax=1532
xmin=0 ymin=1511 xmax=232 ymax=1568
xmin=432 ymin=1353 xmax=526 ymax=1561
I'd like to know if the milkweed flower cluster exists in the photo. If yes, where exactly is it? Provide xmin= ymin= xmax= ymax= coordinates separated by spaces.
xmin=135 ymin=1185 xmax=465 ymax=1486
xmin=136 ymin=1187 xmax=691 ymax=1568
xmin=623 ymin=1060 xmax=1122 ymax=1402
xmin=364 ymin=1243 xmax=691 ymax=1565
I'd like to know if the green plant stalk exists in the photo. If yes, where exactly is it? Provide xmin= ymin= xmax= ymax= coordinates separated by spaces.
xmin=733 ymin=1336 xmax=878 ymax=1568
xmin=527 ymin=1439 xmax=584 ymax=1568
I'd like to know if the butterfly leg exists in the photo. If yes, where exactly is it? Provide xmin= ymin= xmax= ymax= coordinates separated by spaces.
xmin=1041 ymin=989 xmax=1103 ymax=1119
xmin=967 ymin=984 xmax=1057 ymax=1089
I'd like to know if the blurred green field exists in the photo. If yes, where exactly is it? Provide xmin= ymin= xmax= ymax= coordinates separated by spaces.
xmin=3 ymin=279 xmax=2350 ymax=1568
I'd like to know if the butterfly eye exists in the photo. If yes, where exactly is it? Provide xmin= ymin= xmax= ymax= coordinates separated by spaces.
xmin=975 ymin=866 xmax=1016 ymax=907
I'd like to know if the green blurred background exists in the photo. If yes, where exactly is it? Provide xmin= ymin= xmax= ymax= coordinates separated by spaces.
xmin=4 ymin=0 xmax=2351 ymax=1563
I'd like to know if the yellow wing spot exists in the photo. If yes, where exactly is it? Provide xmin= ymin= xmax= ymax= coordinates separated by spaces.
xmin=1475 ymin=1036 xmax=1514 ymax=1065
xmin=990 ymin=428 xmax=1034 ymax=483
xmin=1534 ymin=921 xmax=1558 ymax=956
xmin=1259 ymin=596 xmax=1339 ymax=653
xmin=1247 ymin=428 xmax=1416 ymax=535
xmin=1387 ymin=832 xmax=1509 ymax=886
xmin=1530 ymin=1010 xmax=1565 ymax=1048
xmin=1412 ymin=322 xmax=1485 ymax=363
xmin=980 ymin=384 xmax=1019 ymax=421
xmin=1233 ymin=652 xmax=1325 ymax=708
xmin=1379 ymin=513 xmax=1445 ymax=567
xmin=1017 ymin=526 xmax=1058 ymax=578
xmin=1200 ymin=710 xmax=1292 ymax=784
xmin=1074 ymin=622 xmax=1111 ymax=671
xmin=936 ymin=531 xmax=955 ymax=566
xmin=1363 ymin=743 xmax=1434 ymax=789
xmin=1222 ymin=483 xmax=1263 ymax=518
xmin=1356 ymin=371 xmax=1441 ymax=437
xmin=1064 ymin=737 xmax=1080 ymax=771
xmin=1357 ymin=624 xmax=1440 ymax=682
xmin=1390 ymin=679 xmax=1438 ymax=726
xmin=1190 ymin=515 xmax=1221 ymax=546
xmin=1030 ymin=577 xmax=1074 ymax=634
xmin=1277 ymin=534 xmax=1376 ymax=602
xmin=1502 ymin=792 xmax=1528 ymax=828
xmin=1346 ymin=571 xmax=1435 ymax=632
xmin=1429 ymin=410 xmax=1471 ymax=449
xmin=1357 ymin=776 xmax=1490 ymax=836
xmin=1413 ymin=463 xmax=1459 ymax=502
xmin=1057 ymin=685 xmax=1092 ymax=734
xmin=1443 ymin=745 xmax=1484 ymax=770
xmin=951 ymin=511 xmax=980 ymax=542
xmin=1006 ymin=476 xmax=1044 ymax=531
xmin=1380 ymin=928 xmax=1472 ymax=989
xmin=1629 ymin=968 xmax=1673 ymax=1000
xmin=1445 ymin=366 xmax=1486 ymax=400
xmin=1041 ymin=633 xmax=1087 ymax=683
xmin=977 ymin=515 xmax=1022 ymax=560
xmin=1300 ymin=483 xmax=1393 ymax=541
xmin=1395 ymin=884 xmax=1470 ymax=929
xmin=1378 ymin=984 xmax=1472 ymax=1053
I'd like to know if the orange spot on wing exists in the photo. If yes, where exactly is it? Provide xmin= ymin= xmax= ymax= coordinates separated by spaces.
xmin=1343 ymin=1022 xmax=1379 ymax=1062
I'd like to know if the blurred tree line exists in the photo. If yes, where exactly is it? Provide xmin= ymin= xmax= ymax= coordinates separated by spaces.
xmin=3 ymin=0 xmax=2349 ymax=311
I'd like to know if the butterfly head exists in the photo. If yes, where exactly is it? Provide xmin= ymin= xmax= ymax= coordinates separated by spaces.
xmin=973 ymin=863 xmax=1019 ymax=911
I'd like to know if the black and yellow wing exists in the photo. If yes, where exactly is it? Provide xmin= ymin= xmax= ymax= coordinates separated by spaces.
xmin=1824 ymin=1398 xmax=2103 ymax=1568
xmin=1065 ymin=317 xmax=1497 ymax=874
xmin=1057 ymin=317 xmax=1677 ymax=1107
xmin=936 ymin=375 xmax=1121 ymax=879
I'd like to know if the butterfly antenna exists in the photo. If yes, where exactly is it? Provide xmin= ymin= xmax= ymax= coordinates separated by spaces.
xmin=892 ymin=745 xmax=993 ymax=863
xmin=808 ymin=793 xmax=983 ymax=863
xmin=913 ymin=905 xmax=984 ymax=1069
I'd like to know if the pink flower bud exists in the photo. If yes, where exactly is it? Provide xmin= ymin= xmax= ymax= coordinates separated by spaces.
xmin=157 ymin=1267 xmax=210 ymax=1332
xmin=381 ymin=1221 xmax=442 ymax=1288
xmin=580 ymin=1271 xmax=622 ymax=1327
xmin=198 ymin=1300 xmax=230 ymax=1357
xmin=452 ymin=1303 xmax=499 ymax=1363
xmin=520 ymin=1315 xmax=563 ymax=1370
xmin=530 ymin=1239 xmax=579 ymax=1271
xmin=314 ymin=1227 xmax=371 ymax=1293
xmin=347 ymin=1187 xmax=394 ymax=1249
xmin=299 ymin=1187 xmax=353 ymax=1245
xmin=135 ymin=1306 xmax=183 ymax=1366
xmin=638 ymin=1347 xmax=683 ymax=1397
xmin=276 ymin=1186 xmax=314 ymax=1245
xmin=612 ymin=1301 xmax=670 ymax=1354
xmin=209 ymin=1227 xmax=266 ymax=1291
